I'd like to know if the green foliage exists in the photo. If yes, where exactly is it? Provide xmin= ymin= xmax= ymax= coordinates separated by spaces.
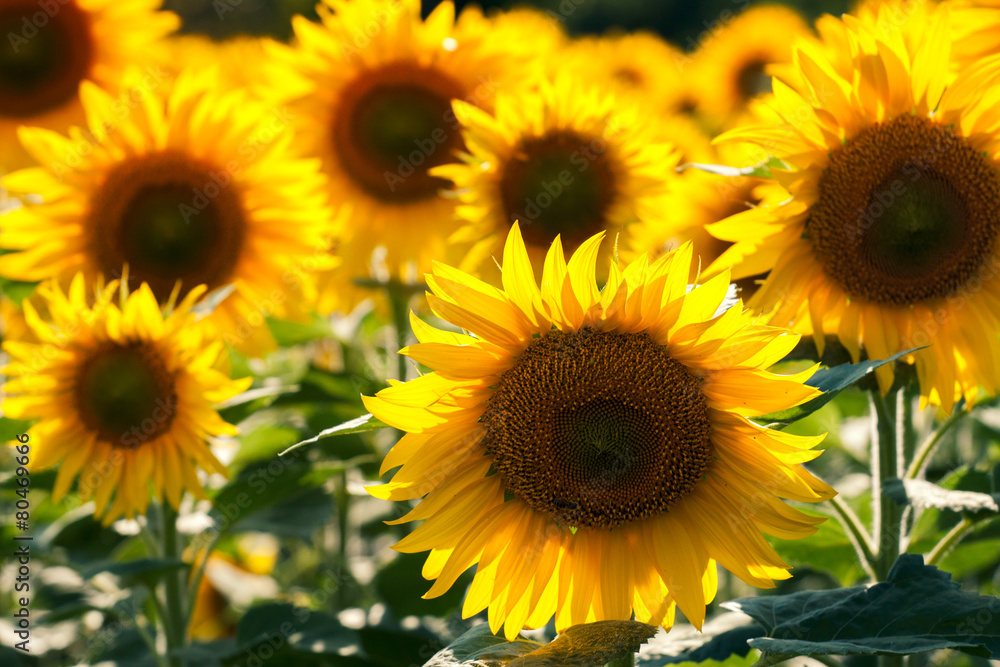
xmin=424 ymin=621 xmax=657 ymax=666
xmin=726 ymin=555 xmax=1000 ymax=659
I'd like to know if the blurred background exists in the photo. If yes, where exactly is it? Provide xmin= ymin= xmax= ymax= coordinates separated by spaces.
xmin=163 ymin=0 xmax=851 ymax=43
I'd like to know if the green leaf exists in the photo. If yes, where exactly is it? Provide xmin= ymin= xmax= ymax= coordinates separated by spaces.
xmin=884 ymin=478 xmax=999 ymax=513
xmin=375 ymin=552 xmax=470 ymax=619
xmin=644 ymin=624 xmax=764 ymax=665
xmin=425 ymin=621 xmax=657 ymax=667
xmin=231 ymin=603 xmax=376 ymax=665
xmin=267 ymin=314 xmax=333 ymax=346
xmin=724 ymin=554 xmax=1000 ymax=658
xmin=683 ymin=156 xmax=789 ymax=179
xmin=755 ymin=347 xmax=921 ymax=425
xmin=0 ymin=417 xmax=32 ymax=443
xmin=423 ymin=624 xmax=540 ymax=666
xmin=83 ymin=558 xmax=187 ymax=588
xmin=282 ymin=413 xmax=389 ymax=455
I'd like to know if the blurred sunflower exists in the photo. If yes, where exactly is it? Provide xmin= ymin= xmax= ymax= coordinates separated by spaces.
xmin=264 ymin=0 xmax=534 ymax=312
xmin=0 ymin=0 xmax=178 ymax=171
xmin=0 ymin=69 xmax=334 ymax=356
xmin=164 ymin=35 xmax=268 ymax=92
xmin=432 ymin=77 xmax=678 ymax=280
xmin=691 ymin=5 xmax=811 ymax=127
xmin=2 ymin=275 xmax=250 ymax=523
xmin=711 ymin=3 xmax=1000 ymax=411
xmin=563 ymin=32 xmax=697 ymax=116
xmin=365 ymin=224 xmax=834 ymax=639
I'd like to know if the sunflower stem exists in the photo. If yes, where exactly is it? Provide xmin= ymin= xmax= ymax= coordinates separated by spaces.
xmin=870 ymin=388 xmax=901 ymax=581
xmin=926 ymin=516 xmax=975 ymax=566
xmin=827 ymin=495 xmax=878 ymax=582
xmin=905 ymin=400 xmax=966 ymax=480
xmin=387 ymin=284 xmax=412 ymax=382
xmin=184 ymin=529 xmax=225 ymax=635
xmin=160 ymin=502 xmax=187 ymax=667
xmin=335 ymin=468 xmax=351 ymax=608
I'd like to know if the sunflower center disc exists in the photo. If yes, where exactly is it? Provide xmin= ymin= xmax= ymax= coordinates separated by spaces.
xmin=809 ymin=114 xmax=1000 ymax=305
xmin=482 ymin=329 xmax=712 ymax=529
xmin=736 ymin=59 xmax=770 ymax=99
xmin=88 ymin=152 xmax=247 ymax=300
xmin=75 ymin=344 xmax=177 ymax=447
xmin=499 ymin=131 xmax=618 ymax=249
xmin=333 ymin=61 xmax=465 ymax=202
xmin=0 ymin=1 xmax=93 ymax=117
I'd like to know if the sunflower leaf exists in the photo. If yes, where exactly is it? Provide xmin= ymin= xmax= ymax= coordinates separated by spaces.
xmin=281 ymin=413 xmax=389 ymax=455
xmin=724 ymin=554 xmax=1000 ymax=658
xmin=884 ymin=478 xmax=1000 ymax=513
xmin=424 ymin=621 xmax=656 ymax=666
xmin=83 ymin=558 xmax=187 ymax=588
xmin=754 ymin=347 xmax=922 ymax=426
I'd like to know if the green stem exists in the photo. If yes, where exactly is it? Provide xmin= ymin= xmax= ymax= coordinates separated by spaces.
xmin=335 ymin=469 xmax=351 ymax=608
xmin=184 ymin=530 xmax=224 ymax=632
xmin=161 ymin=503 xmax=186 ymax=667
xmin=388 ymin=285 xmax=411 ymax=382
xmin=871 ymin=389 xmax=901 ymax=581
xmin=133 ymin=610 xmax=168 ymax=667
xmin=926 ymin=516 xmax=975 ymax=566
xmin=605 ymin=655 xmax=635 ymax=667
xmin=827 ymin=495 xmax=878 ymax=581
xmin=905 ymin=400 xmax=966 ymax=480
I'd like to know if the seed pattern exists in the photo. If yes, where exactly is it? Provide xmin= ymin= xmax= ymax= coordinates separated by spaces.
xmin=809 ymin=114 xmax=1000 ymax=305
xmin=482 ymin=328 xmax=712 ymax=529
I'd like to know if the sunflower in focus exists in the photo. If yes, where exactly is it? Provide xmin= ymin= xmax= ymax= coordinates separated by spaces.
xmin=264 ymin=0 xmax=535 ymax=312
xmin=365 ymin=224 xmax=834 ymax=639
xmin=0 ymin=69 xmax=334 ymax=356
xmin=433 ymin=77 xmax=678 ymax=280
xmin=710 ymin=2 xmax=1000 ymax=411
xmin=2 ymin=276 xmax=251 ymax=523
xmin=690 ymin=5 xmax=810 ymax=127
xmin=0 ymin=0 xmax=178 ymax=171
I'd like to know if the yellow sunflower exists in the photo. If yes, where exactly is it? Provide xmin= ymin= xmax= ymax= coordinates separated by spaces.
xmin=364 ymin=224 xmax=834 ymax=639
xmin=432 ymin=76 xmax=678 ymax=281
xmin=690 ymin=5 xmax=811 ymax=127
xmin=0 ymin=69 xmax=334 ymax=356
xmin=951 ymin=0 xmax=1000 ymax=68
xmin=264 ymin=0 xmax=537 ymax=312
xmin=0 ymin=0 xmax=178 ymax=172
xmin=710 ymin=2 xmax=1000 ymax=412
xmin=164 ymin=35 xmax=269 ymax=93
xmin=563 ymin=31 xmax=697 ymax=116
xmin=2 ymin=275 xmax=251 ymax=523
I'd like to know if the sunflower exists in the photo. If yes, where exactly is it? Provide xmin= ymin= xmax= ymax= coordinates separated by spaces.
xmin=563 ymin=32 xmax=698 ymax=116
xmin=0 ymin=0 xmax=178 ymax=172
xmin=164 ymin=35 xmax=269 ymax=93
xmin=432 ymin=76 xmax=678 ymax=281
xmin=263 ymin=0 xmax=537 ymax=312
xmin=951 ymin=0 xmax=1000 ymax=68
xmin=709 ymin=2 xmax=1000 ymax=412
xmin=364 ymin=224 xmax=834 ymax=639
xmin=690 ymin=5 xmax=811 ymax=128
xmin=2 ymin=275 xmax=251 ymax=523
xmin=0 ymin=69 xmax=334 ymax=356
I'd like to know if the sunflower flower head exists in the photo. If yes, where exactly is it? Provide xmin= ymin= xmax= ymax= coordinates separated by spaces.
xmin=0 ymin=68 xmax=335 ymax=356
xmin=0 ymin=0 xmax=179 ymax=171
xmin=433 ymin=75 xmax=679 ymax=281
xmin=2 ymin=274 xmax=252 ymax=523
xmin=710 ymin=1 xmax=1000 ymax=412
xmin=364 ymin=224 xmax=834 ymax=639
xmin=263 ymin=0 xmax=540 ymax=312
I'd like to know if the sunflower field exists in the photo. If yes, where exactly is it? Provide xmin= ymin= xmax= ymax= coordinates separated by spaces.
xmin=2 ymin=0 xmax=1000 ymax=666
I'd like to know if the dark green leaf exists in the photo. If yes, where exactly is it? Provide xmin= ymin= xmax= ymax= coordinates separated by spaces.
xmin=357 ymin=626 xmax=444 ymax=667
xmin=884 ymin=478 xmax=999 ymax=513
xmin=423 ymin=624 xmax=540 ymax=666
xmin=376 ymin=552 xmax=471 ymax=619
xmin=282 ymin=413 xmax=389 ymax=455
xmin=0 ymin=645 xmax=37 ymax=667
xmin=83 ymin=558 xmax=187 ymax=588
xmin=724 ymin=554 xmax=1000 ymax=658
xmin=756 ymin=347 xmax=921 ymax=425
xmin=235 ymin=603 xmax=359 ymax=660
